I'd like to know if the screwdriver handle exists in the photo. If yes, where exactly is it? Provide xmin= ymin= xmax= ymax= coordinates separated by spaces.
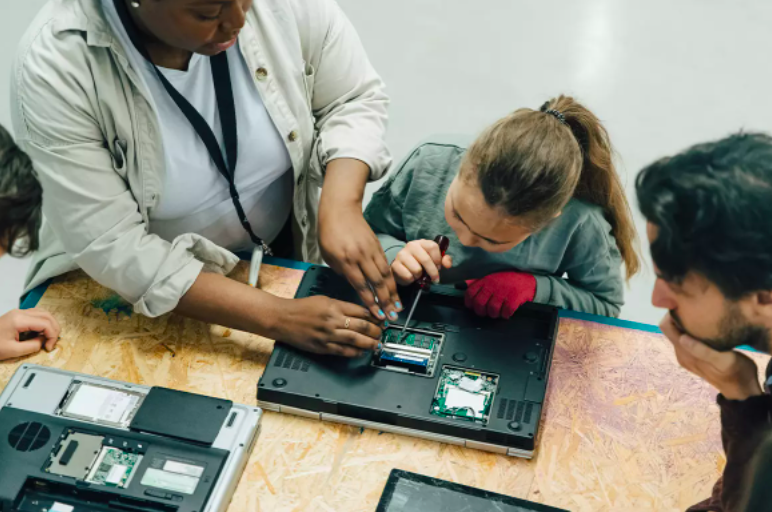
xmin=417 ymin=235 xmax=450 ymax=289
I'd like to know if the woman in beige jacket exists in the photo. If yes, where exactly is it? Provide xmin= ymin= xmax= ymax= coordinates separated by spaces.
xmin=12 ymin=0 xmax=401 ymax=356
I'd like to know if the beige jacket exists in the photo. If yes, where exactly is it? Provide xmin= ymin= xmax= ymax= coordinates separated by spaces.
xmin=12 ymin=0 xmax=390 ymax=317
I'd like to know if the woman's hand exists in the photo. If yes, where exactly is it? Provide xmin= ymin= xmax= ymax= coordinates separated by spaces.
xmin=319 ymin=159 xmax=401 ymax=322
xmin=0 ymin=309 xmax=61 ymax=360
xmin=178 ymin=272 xmax=380 ymax=358
xmin=392 ymin=240 xmax=453 ymax=287
xmin=660 ymin=313 xmax=763 ymax=401
xmin=274 ymin=296 xmax=382 ymax=357
xmin=465 ymin=271 xmax=536 ymax=319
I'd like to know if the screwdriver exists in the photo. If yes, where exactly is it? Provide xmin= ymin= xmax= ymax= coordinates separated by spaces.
xmin=398 ymin=235 xmax=450 ymax=341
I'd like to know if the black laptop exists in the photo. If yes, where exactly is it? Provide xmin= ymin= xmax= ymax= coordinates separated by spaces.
xmin=258 ymin=265 xmax=559 ymax=458
xmin=377 ymin=469 xmax=569 ymax=512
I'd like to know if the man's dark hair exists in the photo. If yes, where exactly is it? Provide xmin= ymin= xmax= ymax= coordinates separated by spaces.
xmin=636 ymin=132 xmax=772 ymax=300
xmin=0 ymin=125 xmax=42 ymax=256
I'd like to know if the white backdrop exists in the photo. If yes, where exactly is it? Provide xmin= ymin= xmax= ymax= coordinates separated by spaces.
xmin=340 ymin=0 xmax=772 ymax=324
xmin=2 ymin=1 xmax=772 ymax=323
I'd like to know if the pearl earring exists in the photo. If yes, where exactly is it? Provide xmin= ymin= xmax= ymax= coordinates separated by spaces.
xmin=130 ymin=1 xmax=140 ymax=7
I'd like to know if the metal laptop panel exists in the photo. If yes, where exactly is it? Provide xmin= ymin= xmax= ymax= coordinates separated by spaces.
xmin=0 ymin=364 xmax=261 ymax=512
xmin=257 ymin=401 xmax=535 ymax=459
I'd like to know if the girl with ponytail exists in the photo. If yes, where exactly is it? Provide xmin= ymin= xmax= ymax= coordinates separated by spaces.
xmin=365 ymin=95 xmax=640 ymax=318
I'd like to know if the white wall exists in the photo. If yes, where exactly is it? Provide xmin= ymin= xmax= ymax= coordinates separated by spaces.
xmin=2 ymin=1 xmax=771 ymax=323
xmin=339 ymin=0 xmax=772 ymax=324
xmin=0 ymin=0 xmax=48 ymax=314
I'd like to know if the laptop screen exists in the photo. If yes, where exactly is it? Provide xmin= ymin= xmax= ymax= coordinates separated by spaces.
xmin=376 ymin=470 xmax=569 ymax=512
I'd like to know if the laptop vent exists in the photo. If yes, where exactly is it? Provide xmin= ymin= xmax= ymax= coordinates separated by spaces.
xmin=273 ymin=348 xmax=310 ymax=372
xmin=8 ymin=422 xmax=50 ymax=452
xmin=523 ymin=403 xmax=534 ymax=424
xmin=497 ymin=399 xmax=536 ymax=425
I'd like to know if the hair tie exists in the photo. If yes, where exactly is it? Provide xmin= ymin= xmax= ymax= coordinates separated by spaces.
xmin=545 ymin=109 xmax=567 ymax=125
xmin=539 ymin=102 xmax=567 ymax=125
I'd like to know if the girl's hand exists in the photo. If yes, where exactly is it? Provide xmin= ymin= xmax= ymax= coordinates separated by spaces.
xmin=392 ymin=240 xmax=453 ymax=286
xmin=464 ymin=271 xmax=536 ymax=319
xmin=0 ymin=309 xmax=61 ymax=361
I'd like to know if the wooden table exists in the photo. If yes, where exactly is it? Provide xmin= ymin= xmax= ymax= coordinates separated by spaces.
xmin=2 ymin=262 xmax=767 ymax=512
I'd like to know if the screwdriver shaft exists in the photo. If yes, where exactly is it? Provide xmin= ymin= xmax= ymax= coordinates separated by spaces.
xmin=398 ymin=288 xmax=423 ymax=341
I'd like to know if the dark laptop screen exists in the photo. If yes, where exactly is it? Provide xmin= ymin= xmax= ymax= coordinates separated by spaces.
xmin=377 ymin=470 xmax=569 ymax=512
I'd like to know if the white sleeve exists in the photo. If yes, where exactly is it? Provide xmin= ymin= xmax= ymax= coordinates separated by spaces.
xmin=13 ymin=33 xmax=238 ymax=317
xmin=291 ymin=0 xmax=391 ymax=180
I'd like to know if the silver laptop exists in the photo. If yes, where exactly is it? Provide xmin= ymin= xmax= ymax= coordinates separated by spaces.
xmin=0 ymin=364 xmax=261 ymax=512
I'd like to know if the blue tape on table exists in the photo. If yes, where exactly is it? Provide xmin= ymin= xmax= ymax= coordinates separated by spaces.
xmin=262 ymin=256 xmax=313 ymax=271
xmin=20 ymin=280 xmax=50 ymax=310
xmin=19 ymin=258 xmax=315 ymax=310
xmin=20 ymin=263 xmax=760 ymax=355
xmin=558 ymin=309 xmax=662 ymax=333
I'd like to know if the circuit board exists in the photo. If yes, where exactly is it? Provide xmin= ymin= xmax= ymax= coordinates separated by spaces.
xmin=373 ymin=326 xmax=444 ymax=377
xmin=86 ymin=446 xmax=143 ymax=488
xmin=431 ymin=367 xmax=499 ymax=425
xmin=381 ymin=329 xmax=439 ymax=350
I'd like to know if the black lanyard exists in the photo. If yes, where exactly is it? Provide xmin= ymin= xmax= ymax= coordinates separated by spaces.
xmin=113 ymin=0 xmax=271 ymax=255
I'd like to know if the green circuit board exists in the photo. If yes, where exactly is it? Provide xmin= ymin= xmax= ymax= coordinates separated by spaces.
xmin=381 ymin=329 xmax=439 ymax=350
xmin=86 ymin=447 xmax=143 ymax=488
xmin=431 ymin=367 xmax=498 ymax=425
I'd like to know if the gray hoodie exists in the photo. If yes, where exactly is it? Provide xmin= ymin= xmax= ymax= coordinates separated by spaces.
xmin=364 ymin=141 xmax=625 ymax=317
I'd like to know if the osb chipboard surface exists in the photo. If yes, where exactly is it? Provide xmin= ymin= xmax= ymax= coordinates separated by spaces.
xmin=1 ymin=264 xmax=767 ymax=512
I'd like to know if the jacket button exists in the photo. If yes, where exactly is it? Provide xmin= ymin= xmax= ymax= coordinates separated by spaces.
xmin=255 ymin=67 xmax=268 ymax=80
xmin=288 ymin=131 xmax=298 ymax=142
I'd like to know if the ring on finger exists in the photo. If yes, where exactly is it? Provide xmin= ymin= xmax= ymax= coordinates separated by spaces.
xmin=344 ymin=317 xmax=351 ymax=329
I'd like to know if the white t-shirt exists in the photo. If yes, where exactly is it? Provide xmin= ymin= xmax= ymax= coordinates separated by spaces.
xmin=102 ymin=0 xmax=293 ymax=253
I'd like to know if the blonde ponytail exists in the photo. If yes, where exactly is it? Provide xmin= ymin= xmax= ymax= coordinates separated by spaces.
xmin=462 ymin=95 xmax=640 ymax=278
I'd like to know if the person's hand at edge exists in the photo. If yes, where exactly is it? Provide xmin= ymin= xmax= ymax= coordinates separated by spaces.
xmin=660 ymin=313 xmax=763 ymax=401
xmin=0 ymin=309 xmax=61 ymax=361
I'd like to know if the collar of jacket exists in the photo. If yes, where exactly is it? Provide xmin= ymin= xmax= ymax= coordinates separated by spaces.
xmin=53 ymin=0 xmax=115 ymax=48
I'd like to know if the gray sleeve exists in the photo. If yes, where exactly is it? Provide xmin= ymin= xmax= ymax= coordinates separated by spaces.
xmin=376 ymin=234 xmax=406 ymax=264
xmin=532 ymin=215 xmax=625 ymax=317
xmin=364 ymin=148 xmax=421 ymax=263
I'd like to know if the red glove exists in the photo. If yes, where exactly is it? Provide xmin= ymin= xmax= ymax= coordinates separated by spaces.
xmin=464 ymin=271 xmax=537 ymax=319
